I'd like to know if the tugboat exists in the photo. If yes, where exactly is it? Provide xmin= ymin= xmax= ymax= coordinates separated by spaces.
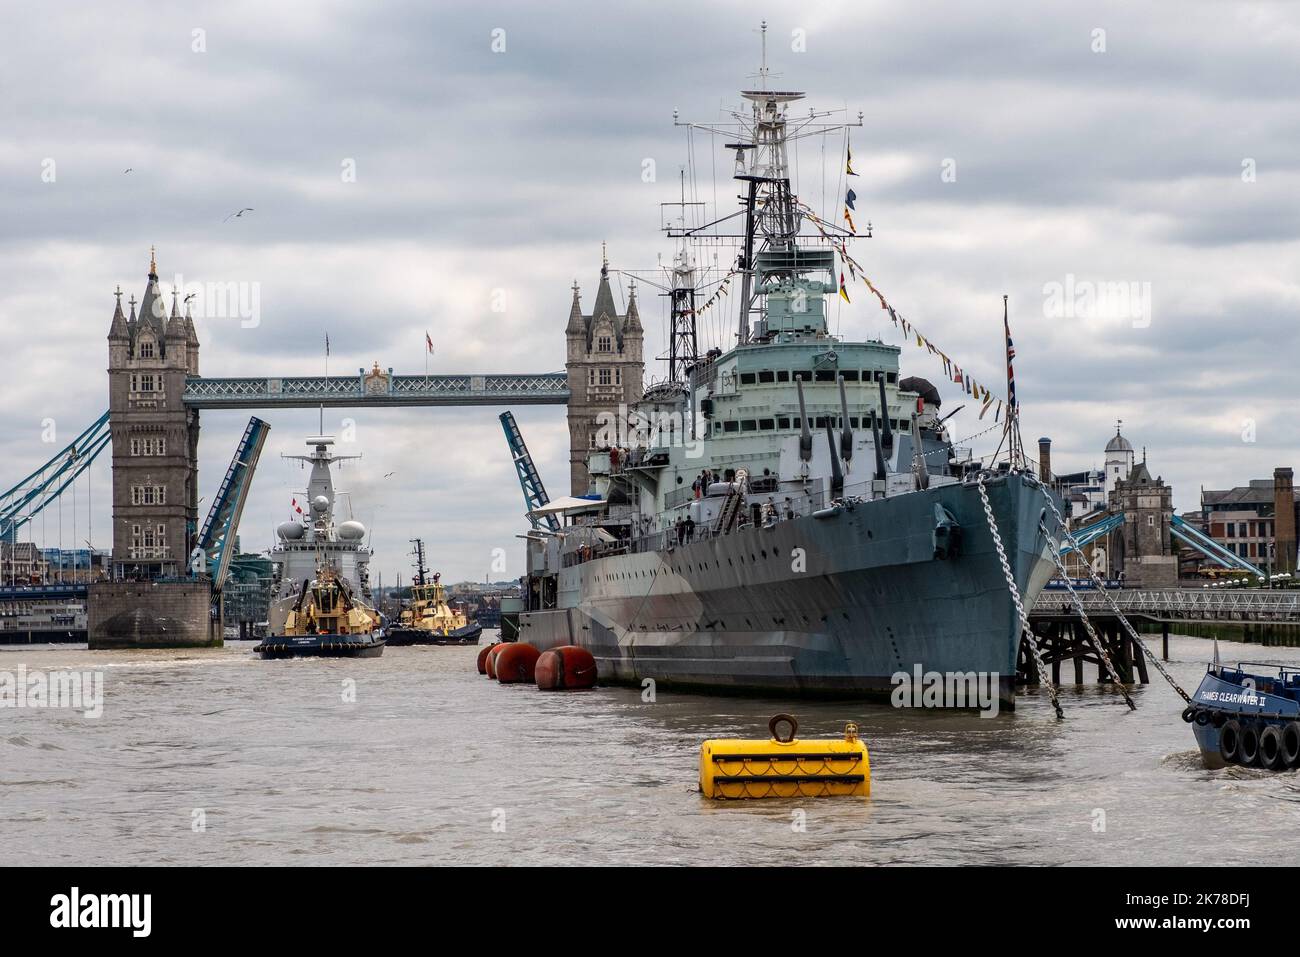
xmin=256 ymin=565 xmax=385 ymax=658
xmin=256 ymin=434 xmax=385 ymax=659
xmin=386 ymin=539 xmax=483 ymax=646
xmin=1185 ymin=643 xmax=1300 ymax=770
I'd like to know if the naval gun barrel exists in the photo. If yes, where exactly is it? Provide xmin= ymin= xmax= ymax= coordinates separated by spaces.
xmin=796 ymin=377 xmax=813 ymax=462
xmin=838 ymin=375 xmax=854 ymax=466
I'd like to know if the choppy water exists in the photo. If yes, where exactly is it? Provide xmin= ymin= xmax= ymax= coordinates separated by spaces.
xmin=3 ymin=633 xmax=1299 ymax=866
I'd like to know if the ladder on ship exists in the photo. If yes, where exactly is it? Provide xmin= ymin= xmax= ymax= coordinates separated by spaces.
xmin=712 ymin=469 xmax=749 ymax=536
xmin=499 ymin=411 xmax=560 ymax=532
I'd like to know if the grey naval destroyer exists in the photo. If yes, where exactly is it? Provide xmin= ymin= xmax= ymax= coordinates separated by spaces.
xmin=257 ymin=435 xmax=384 ymax=658
xmin=517 ymin=44 xmax=1063 ymax=708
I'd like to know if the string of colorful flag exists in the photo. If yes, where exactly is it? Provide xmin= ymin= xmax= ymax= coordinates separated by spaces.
xmin=801 ymin=146 xmax=1011 ymax=422
xmin=680 ymin=269 xmax=739 ymax=318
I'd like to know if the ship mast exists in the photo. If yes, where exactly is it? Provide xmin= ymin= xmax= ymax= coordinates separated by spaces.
xmin=667 ymin=168 xmax=699 ymax=381
xmin=670 ymin=21 xmax=861 ymax=346
xmin=409 ymin=537 xmax=428 ymax=587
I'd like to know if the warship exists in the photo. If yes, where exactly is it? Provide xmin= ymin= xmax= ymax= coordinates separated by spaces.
xmin=256 ymin=435 xmax=384 ymax=658
xmin=386 ymin=539 xmax=483 ymax=646
xmin=514 ymin=35 xmax=1062 ymax=708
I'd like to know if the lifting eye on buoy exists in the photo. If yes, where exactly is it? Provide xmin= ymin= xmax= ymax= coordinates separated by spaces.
xmin=769 ymin=712 xmax=798 ymax=743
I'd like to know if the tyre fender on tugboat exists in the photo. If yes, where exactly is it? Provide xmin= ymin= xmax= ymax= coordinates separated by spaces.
xmin=1220 ymin=719 xmax=1243 ymax=764
xmin=1259 ymin=725 xmax=1285 ymax=770
xmin=1282 ymin=722 xmax=1300 ymax=768
xmin=1239 ymin=722 xmax=1261 ymax=766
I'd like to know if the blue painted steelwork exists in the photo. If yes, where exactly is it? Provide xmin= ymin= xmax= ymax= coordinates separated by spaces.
xmin=0 ymin=583 xmax=88 ymax=601
xmin=183 ymin=372 xmax=569 ymax=408
xmin=196 ymin=417 xmax=271 ymax=592
xmin=0 ymin=411 xmax=111 ymax=542
xmin=499 ymin=411 xmax=560 ymax=532
xmin=1170 ymin=513 xmax=1264 ymax=577
xmin=1059 ymin=511 xmax=1124 ymax=555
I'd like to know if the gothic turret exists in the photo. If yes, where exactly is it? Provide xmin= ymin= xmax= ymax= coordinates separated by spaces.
xmin=108 ymin=287 xmax=130 ymax=367
xmin=563 ymin=248 xmax=646 ymax=494
xmin=184 ymin=299 xmax=200 ymax=375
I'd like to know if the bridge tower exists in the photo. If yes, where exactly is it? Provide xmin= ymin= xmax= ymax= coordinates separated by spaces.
xmin=564 ymin=249 xmax=645 ymax=494
xmin=92 ymin=251 xmax=213 ymax=648
xmin=106 ymin=250 xmax=201 ymax=579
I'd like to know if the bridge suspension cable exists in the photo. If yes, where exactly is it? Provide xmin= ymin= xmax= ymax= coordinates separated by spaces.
xmin=0 ymin=411 xmax=111 ymax=542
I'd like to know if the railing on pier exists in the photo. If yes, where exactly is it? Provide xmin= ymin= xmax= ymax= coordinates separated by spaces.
xmin=1032 ymin=588 xmax=1300 ymax=623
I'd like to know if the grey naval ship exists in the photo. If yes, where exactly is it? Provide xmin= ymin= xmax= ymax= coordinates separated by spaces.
xmin=257 ymin=436 xmax=384 ymax=658
xmin=515 ymin=49 xmax=1062 ymax=708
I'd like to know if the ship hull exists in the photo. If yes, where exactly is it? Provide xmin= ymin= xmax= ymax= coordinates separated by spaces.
xmin=255 ymin=633 xmax=386 ymax=658
xmin=520 ymin=473 xmax=1056 ymax=709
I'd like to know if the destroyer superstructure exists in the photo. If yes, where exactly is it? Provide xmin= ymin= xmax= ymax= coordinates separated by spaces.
xmin=514 ymin=33 xmax=1062 ymax=708
xmin=259 ymin=435 xmax=383 ymax=657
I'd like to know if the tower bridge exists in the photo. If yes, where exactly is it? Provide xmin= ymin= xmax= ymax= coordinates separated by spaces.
xmin=0 ymin=250 xmax=638 ymax=647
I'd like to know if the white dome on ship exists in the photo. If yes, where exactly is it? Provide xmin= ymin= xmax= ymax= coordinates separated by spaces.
xmin=311 ymin=495 xmax=329 ymax=513
xmin=337 ymin=520 xmax=366 ymax=541
xmin=277 ymin=521 xmax=305 ymax=540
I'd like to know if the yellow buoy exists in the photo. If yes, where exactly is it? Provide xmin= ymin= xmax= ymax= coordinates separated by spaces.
xmin=699 ymin=714 xmax=870 ymax=799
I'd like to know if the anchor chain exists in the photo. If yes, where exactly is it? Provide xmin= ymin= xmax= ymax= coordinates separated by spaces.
xmin=977 ymin=473 xmax=1063 ymax=719
xmin=1039 ymin=524 xmax=1136 ymax=710
xmin=1037 ymin=487 xmax=1192 ymax=704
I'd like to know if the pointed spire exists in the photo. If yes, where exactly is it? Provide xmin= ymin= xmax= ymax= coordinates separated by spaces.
xmin=590 ymin=247 xmax=617 ymax=322
xmin=184 ymin=295 xmax=199 ymax=346
xmin=128 ymin=294 xmax=138 ymax=323
xmin=624 ymin=279 xmax=642 ymax=332
xmin=566 ymin=280 xmax=585 ymax=334
xmin=149 ymin=245 xmax=158 ymax=278
xmin=166 ymin=288 xmax=186 ymax=340
xmin=138 ymin=248 xmax=165 ymax=337
xmin=108 ymin=285 xmax=129 ymax=340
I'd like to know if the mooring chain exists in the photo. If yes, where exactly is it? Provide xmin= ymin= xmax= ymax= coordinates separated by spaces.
xmin=1039 ymin=525 xmax=1136 ymax=710
xmin=977 ymin=473 xmax=1064 ymax=719
xmin=1036 ymin=487 xmax=1192 ymax=704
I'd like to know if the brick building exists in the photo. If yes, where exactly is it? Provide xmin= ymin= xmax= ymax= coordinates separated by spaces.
xmin=1201 ymin=467 xmax=1299 ymax=574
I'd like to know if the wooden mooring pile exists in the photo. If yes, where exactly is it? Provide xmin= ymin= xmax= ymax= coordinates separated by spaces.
xmin=1019 ymin=610 xmax=1169 ymax=687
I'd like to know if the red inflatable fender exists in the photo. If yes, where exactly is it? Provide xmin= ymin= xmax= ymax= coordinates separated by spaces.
xmin=535 ymin=645 xmax=598 ymax=690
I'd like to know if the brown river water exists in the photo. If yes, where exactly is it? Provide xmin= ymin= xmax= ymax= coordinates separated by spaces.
xmin=3 ymin=633 xmax=1299 ymax=866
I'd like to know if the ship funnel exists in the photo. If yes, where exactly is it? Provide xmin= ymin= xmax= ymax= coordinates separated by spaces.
xmin=838 ymin=375 xmax=854 ymax=468
xmin=877 ymin=377 xmax=894 ymax=455
xmin=911 ymin=413 xmax=930 ymax=491
xmin=796 ymin=376 xmax=813 ymax=463
xmin=825 ymin=420 xmax=844 ymax=499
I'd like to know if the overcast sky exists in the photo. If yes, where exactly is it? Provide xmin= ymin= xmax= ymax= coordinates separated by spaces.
xmin=2 ymin=0 xmax=1297 ymax=585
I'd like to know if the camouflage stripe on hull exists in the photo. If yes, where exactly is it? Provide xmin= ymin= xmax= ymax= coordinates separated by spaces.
xmin=520 ymin=473 xmax=1057 ymax=709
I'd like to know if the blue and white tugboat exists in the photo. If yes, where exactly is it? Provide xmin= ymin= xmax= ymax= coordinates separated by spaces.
xmin=1185 ymin=644 xmax=1300 ymax=769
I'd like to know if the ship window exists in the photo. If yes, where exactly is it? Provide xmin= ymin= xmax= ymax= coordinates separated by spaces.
xmin=739 ymin=372 xmax=756 ymax=385
xmin=793 ymin=417 xmax=802 ymax=429
xmin=777 ymin=416 xmax=790 ymax=429
xmin=776 ymin=370 xmax=790 ymax=382
xmin=793 ymin=371 xmax=810 ymax=382
xmin=759 ymin=418 xmax=774 ymax=430
xmin=758 ymin=371 xmax=775 ymax=383
xmin=850 ymin=417 xmax=860 ymax=428
xmin=886 ymin=372 xmax=898 ymax=384
xmin=723 ymin=421 xmax=739 ymax=433
xmin=814 ymin=416 xmax=828 ymax=428
xmin=740 ymin=420 xmax=757 ymax=432
xmin=814 ymin=370 xmax=835 ymax=382
xmin=900 ymin=420 xmax=909 ymax=432
xmin=841 ymin=370 xmax=859 ymax=381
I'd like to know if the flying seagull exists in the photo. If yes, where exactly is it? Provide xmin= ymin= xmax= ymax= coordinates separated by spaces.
xmin=223 ymin=207 xmax=254 ymax=222
xmin=123 ymin=168 xmax=133 ymax=174
xmin=383 ymin=471 xmax=396 ymax=478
